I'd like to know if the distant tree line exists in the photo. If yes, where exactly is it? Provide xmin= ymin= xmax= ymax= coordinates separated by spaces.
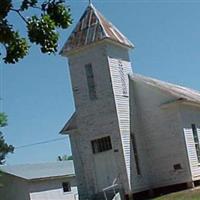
xmin=0 ymin=113 xmax=14 ymax=165
xmin=57 ymin=154 xmax=73 ymax=161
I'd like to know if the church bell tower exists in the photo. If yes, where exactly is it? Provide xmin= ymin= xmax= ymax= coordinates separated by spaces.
xmin=60 ymin=3 xmax=134 ymax=199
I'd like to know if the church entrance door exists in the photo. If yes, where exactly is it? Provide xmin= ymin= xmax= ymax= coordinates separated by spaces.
xmin=94 ymin=150 xmax=118 ymax=192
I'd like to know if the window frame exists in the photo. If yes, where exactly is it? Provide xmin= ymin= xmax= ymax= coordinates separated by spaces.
xmin=62 ymin=182 xmax=71 ymax=193
xmin=85 ymin=63 xmax=97 ymax=100
xmin=192 ymin=124 xmax=200 ymax=163
xmin=131 ymin=133 xmax=141 ymax=175
xmin=91 ymin=136 xmax=112 ymax=154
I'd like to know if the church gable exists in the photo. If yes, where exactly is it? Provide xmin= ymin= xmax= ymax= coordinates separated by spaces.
xmin=60 ymin=4 xmax=133 ymax=55
xmin=129 ymin=74 xmax=200 ymax=106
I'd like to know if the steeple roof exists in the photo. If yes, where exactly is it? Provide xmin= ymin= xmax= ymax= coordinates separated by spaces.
xmin=60 ymin=4 xmax=133 ymax=55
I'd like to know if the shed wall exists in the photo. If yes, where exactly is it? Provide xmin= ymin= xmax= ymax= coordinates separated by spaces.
xmin=29 ymin=177 xmax=77 ymax=200
xmin=0 ymin=173 xmax=30 ymax=200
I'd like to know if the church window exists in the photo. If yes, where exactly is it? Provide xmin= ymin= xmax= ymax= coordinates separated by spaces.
xmin=118 ymin=60 xmax=127 ymax=96
xmin=173 ymin=163 xmax=182 ymax=170
xmin=192 ymin=124 xmax=200 ymax=163
xmin=62 ymin=182 xmax=71 ymax=193
xmin=131 ymin=133 xmax=141 ymax=175
xmin=85 ymin=64 xmax=97 ymax=100
xmin=91 ymin=136 xmax=112 ymax=154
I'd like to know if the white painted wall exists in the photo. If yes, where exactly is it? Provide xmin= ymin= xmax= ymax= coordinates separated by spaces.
xmin=29 ymin=177 xmax=78 ymax=200
xmin=0 ymin=173 xmax=30 ymax=200
xmin=129 ymin=79 xmax=192 ymax=192
xmin=0 ymin=173 xmax=78 ymax=200
xmin=129 ymin=79 xmax=150 ymax=193
xmin=107 ymin=44 xmax=133 ymax=188
xmin=180 ymin=104 xmax=200 ymax=181
xmin=66 ymin=41 xmax=131 ymax=199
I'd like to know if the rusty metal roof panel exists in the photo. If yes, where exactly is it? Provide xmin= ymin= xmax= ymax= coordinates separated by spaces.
xmin=61 ymin=4 xmax=133 ymax=55
xmin=95 ymin=7 xmax=133 ymax=47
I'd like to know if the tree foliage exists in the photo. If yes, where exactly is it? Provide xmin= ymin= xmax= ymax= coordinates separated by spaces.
xmin=0 ymin=112 xmax=14 ymax=164
xmin=0 ymin=0 xmax=72 ymax=64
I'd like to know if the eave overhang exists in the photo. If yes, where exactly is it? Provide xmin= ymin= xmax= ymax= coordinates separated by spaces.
xmin=160 ymin=98 xmax=200 ymax=109
xmin=60 ymin=112 xmax=77 ymax=135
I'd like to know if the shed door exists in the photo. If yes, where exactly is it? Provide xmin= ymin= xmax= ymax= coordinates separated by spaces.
xmin=94 ymin=150 xmax=117 ymax=192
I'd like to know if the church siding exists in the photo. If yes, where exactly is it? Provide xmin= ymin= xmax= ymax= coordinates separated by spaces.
xmin=129 ymin=79 xmax=192 ymax=190
xmin=180 ymin=105 xmax=200 ymax=180
xmin=129 ymin=79 xmax=151 ymax=192
xmin=60 ymin=4 xmax=200 ymax=198
xmin=107 ymin=44 xmax=133 ymax=189
xmin=69 ymin=131 xmax=90 ymax=199
xmin=66 ymin=43 xmax=131 ymax=199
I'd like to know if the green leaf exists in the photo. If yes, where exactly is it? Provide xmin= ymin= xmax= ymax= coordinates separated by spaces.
xmin=3 ymin=32 xmax=29 ymax=64
xmin=0 ymin=0 xmax=12 ymax=19
xmin=0 ymin=132 xmax=14 ymax=164
xmin=20 ymin=0 xmax=38 ymax=11
xmin=0 ymin=20 xmax=14 ymax=43
xmin=0 ymin=113 xmax=8 ymax=128
xmin=46 ymin=1 xmax=72 ymax=29
xmin=0 ymin=0 xmax=72 ymax=64
xmin=27 ymin=14 xmax=59 ymax=54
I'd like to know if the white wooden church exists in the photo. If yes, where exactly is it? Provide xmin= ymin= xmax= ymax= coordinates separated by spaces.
xmin=60 ymin=3 xmax=200 ymax=200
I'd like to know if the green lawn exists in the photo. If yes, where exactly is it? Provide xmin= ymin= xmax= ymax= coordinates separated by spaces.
xmin=153 ymin=188 xmax=200 ymax=200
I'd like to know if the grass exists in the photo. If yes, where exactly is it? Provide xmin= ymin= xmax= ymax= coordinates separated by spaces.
xmin=153 ymin=188 xmax=200 ymax=200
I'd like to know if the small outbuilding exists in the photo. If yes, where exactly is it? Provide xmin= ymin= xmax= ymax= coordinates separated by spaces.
xmin=0 ymin=160 xmax=78 ymax=200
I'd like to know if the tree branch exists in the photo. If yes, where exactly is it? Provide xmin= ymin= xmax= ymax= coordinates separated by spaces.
xmin=10 ymin=9 xmax=28 ymax=24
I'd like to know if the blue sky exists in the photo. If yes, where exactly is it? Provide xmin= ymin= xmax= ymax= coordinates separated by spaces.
xmin=2 ymin=0 xmax=200 ymax=164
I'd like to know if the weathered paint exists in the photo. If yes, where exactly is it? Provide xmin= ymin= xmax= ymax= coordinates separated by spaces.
xmin=129 ymin=76 xmax=192 ymax=191
xmin=180 ymin=105 xmax=200 ymax=180
xmin=0 ymin=173 xmax=78 ymax=200
xmin=60 ymin=3 xmax=200 ymax=199
xmin=64 ymin=42 xmax=132 ymax=199
xmin=107 ymin=44 xmax=133 ymax=188
xmin=29 ymin=177 xmax=77 ymax=200
xmin=60 ymin=4 xmax=133 ymax=55
xmin=0 ymin=173 xmax=30 ymax=200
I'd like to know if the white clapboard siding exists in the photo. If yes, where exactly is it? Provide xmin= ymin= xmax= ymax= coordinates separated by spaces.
xmin=184 ymin=128 xmax=200 ymax=179
xmin=198 ymin=128 xmax=200 ymax=145
xmin=108 ymin=57 xmax=132 ymax=186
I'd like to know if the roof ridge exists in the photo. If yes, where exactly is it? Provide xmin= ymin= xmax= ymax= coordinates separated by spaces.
xmin=130 ymin=73 xmax=200 ymax=93
xmin=130 ymin=73 xmax=200 ymax=104
xmin=0 ymin=160 xmax=73 ymax=168
xmin=92 ymin=5 xmax=109 ymax=38
xmin=0 ymin=161 xmax=75 ymax=180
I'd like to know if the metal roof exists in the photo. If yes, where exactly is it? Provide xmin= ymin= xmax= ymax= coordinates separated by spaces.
xmin=60 ymin=3 xmax=133 ymax=55
xmin=0 ymin=161 xmax=75 ymax=180
xmin=129 ymin=73 xmax=200 ymax=105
